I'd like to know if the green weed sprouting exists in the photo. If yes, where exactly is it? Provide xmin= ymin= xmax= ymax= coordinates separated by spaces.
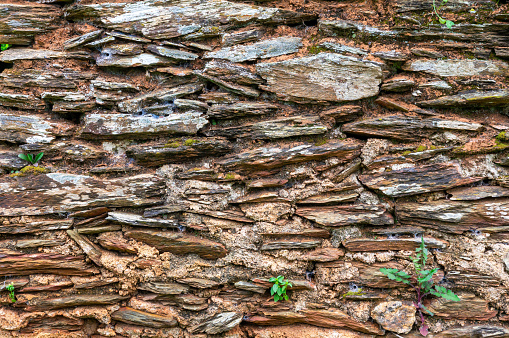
xmin=432 ymin=0 xmax=455 ymax=28
xmin=0 ymin=44 xmax=10 ymax=51
xmin=6 ymin=282 xmax=15 ymax=303
xmin=380 ymin=237 xmax=460 ymax=336
xmin=18 ymin=152 xmax=44 ymax=165
xmin=269 ymin=275 xmax=292 ymax=302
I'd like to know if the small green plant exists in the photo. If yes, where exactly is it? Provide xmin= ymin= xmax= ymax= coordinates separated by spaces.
xmin=341 ymin=288 xmax=366 ymax=298
xmin=380 ymin=237 xmax=460 ymax=336
xmin=269 ymin=276 xmax=292 ymax=302
xmin=0 ymin=44 xmax=10 ymax=51
xmin=5 ymin=282 xmax=15 ymax=303
xmin=432 ymin=0 xmax=455 ymax=28
xmin=18 ymin=152 xmax=44 ymax=165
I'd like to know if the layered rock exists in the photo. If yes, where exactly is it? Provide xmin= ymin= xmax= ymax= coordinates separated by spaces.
xmin=0 ymin=4 xmax=59 ymax=44
xmin=0 ymin=114 xmax=73 ymax=144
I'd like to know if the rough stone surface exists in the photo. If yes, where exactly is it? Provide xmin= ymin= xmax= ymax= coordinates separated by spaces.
xmin=371 ymin=301 xmax=415 ymax=334
xmin=402 ymin=59 xmax=509 ymax=77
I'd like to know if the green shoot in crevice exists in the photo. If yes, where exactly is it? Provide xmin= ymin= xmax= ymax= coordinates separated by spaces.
xmin=432 ymin=0 xmax=455 ymax=28
xmin=6 ymin=282 xmax=15 ymax=303
xmin=18 ymin=152 xmax=44 ymax=166
xmin=269 ymin=275 xmax=292 ymax=302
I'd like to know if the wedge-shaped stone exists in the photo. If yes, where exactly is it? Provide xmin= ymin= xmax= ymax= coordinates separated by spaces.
xmin=0 ymin=114 xmax=73 ymax=144
xmin=195 ymin=72 xmax=260 ymax=97
xmin=402 ymin=59 xmax=509 ymax=77
xmin=205 ymin=37 xmax=302 ymax=62
xmin=65 ymin=0 xmax=316 ymax=39
xmin=296 ymin=205 xmax=393 ymax=227
xmin=127 ymin=138 xmax=232 ymax=166
xmin=67 ymin=230 xmax=103 ymax=267
xmin=118 ymin=84 xmax=203 ymax=113
xmin=0 ymin=173 xmax=164 ymax=216
xmin=0 ymin=253 xmax=96 ymax=276
xmin=0 ymin=220 xmax=73 ymax=234
xmin=112 ymin=307 xmax=177 ymax=328
xmin=359 ymin=163 xmax=480 ymax=198
xmin=147 ymin=45 xmax=198 ymax=61
xmin=125 ymin=229 xmax=227 ymax=259
xmin=426 ymin=293 xmax=497 ymax=320
xmin=208 ymin=102 xmax=278 ymax=120
xmin=222 ymin=29 xmax=261 ymax=47
xmin=106 ymin=212 xmax=179 ymax=228
xmin=418 ymin=90 xmax=509 ymax=107
xmin=245 ymin=309 xmax=384 ymax=335
xmin=219 ymin=139 xmax=362 ymax=172
xmin=96 ymin=53 xmax=176 ymax=67
xmin=302 ymin=248 xmax=344 ymax=262
xmin=26 ymin=294 xmax=128 ymax=311
xmin=256 ymin=53 xmax=382 ymax=102
xmin=260 ymin=239 xmax=322 ymax=250
xmin=0 ymin=4 xmax=59 ymax=44
xmin=205 ymin=115 xmax=327 ymax=139
xmin=191 ymin=312 xmax=243 ymax=334
xmin=138 ymin=282 xmax=189 ymax=294
xmin=342 ymin=237 xmax=448 ymax=252
xmin=64 ymin=30 xmax=103 ymax=50
xmin=178 ymin=278 xmax=220 ymax=289
xmin=1 ymin=49 xmax=91 ymax=62
xmin=397 ymin=198 xmax=509 ymax=233
xmin=343 ymin=115 xmax=482 ymax=141
xmin=80 ymin=112 xmax=207 ymax=139
xmin=0 ymin=69 xmax=96 ymax=89
xmin=203 ymin=60 xmax=263 ymax=85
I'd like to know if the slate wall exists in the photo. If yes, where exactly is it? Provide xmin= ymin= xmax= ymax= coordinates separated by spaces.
xmin=0 ymin=0 xmax=509 ymax=337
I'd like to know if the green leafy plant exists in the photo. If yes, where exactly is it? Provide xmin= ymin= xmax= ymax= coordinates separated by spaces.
xmin=18 ymin=152 xmax=44 ymax=165
xmin=5 ymin=282 xmax=15 ymax=303
xmin=0 ymin=44 xmax=10 ymax=51
xmin=380 ymin=237 xmax=460 ymax=336
xmin=269 ymin=275 xmax=292 ymax=302
xmin=432 ymin=0 xmax=455 ymax=28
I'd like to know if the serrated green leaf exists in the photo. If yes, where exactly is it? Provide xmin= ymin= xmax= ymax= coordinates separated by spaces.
xmin=441 ymin=290 xmax=460 ymax=301
xmin=446 ymin=20 xmax=455 ymax=28
xmin=397 ymin=271 xmax=411 ymax=279
xmin=420 ymin=304 xmax=434 ymax=316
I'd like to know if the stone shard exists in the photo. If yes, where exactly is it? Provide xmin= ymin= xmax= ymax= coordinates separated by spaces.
xmin=343 ymin=115 xmax=482 ymax=141
xmin=219 ymin=139 xmax=363 ymax=172
xmin=371 ymin=301 xmax=415 ymax=334
xmin=138 ymin=282 xmax=190 ymax=295
xmin=146 ymin=45 xmax=199 ymax=61
xmin=111 ymin=307 xmax=178 ymax=328
xmin=96 ymin=53 xmax=176 ymax=67
xmin=66 ymin=230 xmax=103 ymax=266
xmin=177 ymin=278 xmax=220 ymax=288
xmin=195 ymin=72 xmax=260 ymax=97
xmin=393 ymin=0 xmax=494 ymax=13
xmin=0 ymin=220 xmax=73 ymax=234
xmin=0 ymin=114 xmax=74 ymax=144
xmin=447 ymin=186 xmax=509 ymax=200
xmin=64 ymin=30 xmax=103 ymax=50
xmin=256 ymin=53 xmax=382 ymax=102
xmin=342 ymin=237 xmax=448 ymax=252
xmin=203 ymin=60 xmax=263 ymax=85
xmin=126 ymin=138 xmax=232 ymax=166
xmin=0 ymin=4 xmax=59 ymax=44
xmin=0 ymin=93 xmax=45 ymax=110
xmin=26 ymin=294 xmax=128 ymax=311
xmin=359 ymin=163 xmax=481 ymax=197
xmin=191 ymin=312 xmax=243 ymax=334
xmin=296 ymin=205 xmax=394 ymax=227
xmin=397 ymin=198 xmax=509 ymax=233
xmin=0 ymin=49 xmax=91 ymax=62
xmin=302 ymin=248 xmax=345 ymax=262
xmin=65 ymin=0 xmax=316 ymax=40
xmin=402 ymin=59 xmax=509 ymax=77
xmin=106 ymin=212 xmax=179 ymax=228
xmin=125 ymin=229 xmax=227 ymax=259
xmin=435 ymin=325 xmax=509 ymax=338
xmin=0 ymin=173 xmax=164 ymax=216
xmin=418 ymin=90 xmax=509 ymax=107
xmin=0 ymin=253 xmax=96 ymax=276
xmin=80 ymin=112 xmax=207 ymax=139
xmin=205 ymin=115 xmax=327 ymax=140
xmin=260 ymin=238 xmax=322 ymax=250
xmin=204 ymin=37 xmax=302 ymax=62
xmin=222 ymin=29 xmax=261 ymax=47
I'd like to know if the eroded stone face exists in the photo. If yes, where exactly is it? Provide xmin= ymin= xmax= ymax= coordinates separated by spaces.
xmin=371 ymin=301 xmax=415 ymax=334
xmin=256 ymin=53 xmax=382 ymax=102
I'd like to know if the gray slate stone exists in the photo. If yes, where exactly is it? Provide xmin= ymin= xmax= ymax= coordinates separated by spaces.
xmin=204 ymin=37 xmax=302 ymax=62
xmin=256 ymin=53 xmax=382 ymax=102
xmin=418 ymin=90 xmax=509 ymax=107
xmin=402 ymin=59 xmax=509 ymax=77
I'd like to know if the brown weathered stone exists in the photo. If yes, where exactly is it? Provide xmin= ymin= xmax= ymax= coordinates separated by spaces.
xmin=177 ymin=278 xmax=220 ymax=289
xmin=73 ymin=277 xmax=119 ymax=289
xmin=106 ymin=212 xmax=178 ymax=228
xmin=0 ymin=173 xmax=164 ymax=216
xmin=296 ymin=205 xmax=393 ymax=227
xmin=343 ymin=115 xmax=482 ymax=141
xmin=418 ymin=90 xmax=509 ymax=107
xmin=26 ymin=294 xmax=129 ymax=311
xmin=301 ymin=248 xmax=345 ymax=262
xmin=70 ymin=207 xmax=110 ymax=218
xmin=320 ymin=105 xmax=363 ymax=123
xmin=112 ymin=307 xmax=177 ymax=328
xmin=208 ymin=102 xmax=278 ymax=120
xmin=125 ymin=230 xmax=227 ymax=259
xmin=260 ymin=238 xmax=322 ymax=250
xmin=445 ymin=270 xmax=501 ymax=289
xmin=97 ymin=232 xmax=137 ymax=254
xmin=219 ymin=139 xmax=363 ymax=172
xmin=0 ymin=114 xmax=74 ymax=144
xmin=446 ymin=186 xmax=509 ymax=200
xmin=359 ymin=163 xmax=481 ymax=197
xmin=342 ymin=237 xmax=448 ymax=252
xmin=20 ymin=281 xmax=74 ymax=293
xmin=425 ymin=293 xmax=497 ymax=320
xmin=371 ymin=301 xmax=415 ymax=334
xmin=435 ymin=325 xmax=509 ymax=337
xmin=0 ymin=253 xmax=96 ymax=276
xmin=138 ymin=282 xmax=190 ymax=295
xmin=67 ymin=230 xmax=103 ymax=267
xmin=0 ymin=69 xmax=96 ymax=89
xmin=0 ymin=219 xmax=73 ymax=234
xmin=397 ymin=198 xmax=509 ymax=233
xmin=191 ymin=312 xmax=243 ymax=334
xmin=15 ymin=238 xmax=66 ymax=249
xmin=0 ymin=4 xmax=59 ymax=44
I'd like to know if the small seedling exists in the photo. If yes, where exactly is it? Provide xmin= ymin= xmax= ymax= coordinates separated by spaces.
xmin=269 ymin=275 xmax=292 ymax=302
xmin=18 ymin=152 xmax=44 ymax=166
xmin=341 ymin=288 xmax=366 ymax=298
xmin=380 ymin=237 xmax=460 ymax=336
xmin=432 ymin=0 xmax=455 ymax=28
xmin=5 ymin=282 xmax=15 ymax=303
xmin=0 ymin=44 xmax=10 ymax=51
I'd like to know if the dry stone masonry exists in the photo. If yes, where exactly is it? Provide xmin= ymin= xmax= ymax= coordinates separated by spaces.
xmin=0 ymin=0 xmax=508 ymax=336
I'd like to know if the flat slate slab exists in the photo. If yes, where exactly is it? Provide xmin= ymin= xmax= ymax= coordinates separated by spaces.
xmin=296 ymin=205 xmax=394 ymax=227
xmin=402 ymin=59 xmax=509 ymax=77
xmin=418 ymin=90 xmax=509 ymax=107
xmin=65 ymin=0 xmax=316 ymax=39
xmin=0 ymin=114 xmax=74 ymax=144
xmin=112 ymin=307 xmax=178 ymax=328
xmin=256 ymin=53 xmax=382 ymax=102
xmin=0 ymin=253 xmax=96 ymax=276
